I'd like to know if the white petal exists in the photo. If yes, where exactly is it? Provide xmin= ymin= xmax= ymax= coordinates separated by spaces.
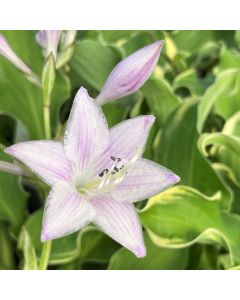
xmin=92 ymin=196 xmax=146 ymax=257
xmin=111 ymin=158 xmax=180 ymax=203
xmin=64 ymin=87 xmax=109 ymax=173
xmin=93 ymin=116 xmax=154 ymax=177
xmin=41 ymin=181 xmax=95 ymax=241
xmin=5 ymin=141 xmax=72 ymax=186
xmin=96 ymin=40 xmax=164 ymax=104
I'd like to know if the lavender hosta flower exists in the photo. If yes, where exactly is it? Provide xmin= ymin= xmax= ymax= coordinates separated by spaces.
xmin=5 ymin=87 xmax=179 ymax=257
xmin=96 ymin=40 xmax=164 ymax=105
xmin=0 ymin=34 xmax=32 ymax=75
xmin=36 ymin=30 xmax=61 ymax=61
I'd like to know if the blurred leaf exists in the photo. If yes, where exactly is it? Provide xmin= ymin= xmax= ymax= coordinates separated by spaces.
xmin=18 ymin=227 xmax=38 ymax=270
xmin=172 ymin=31 xmax=235 ymax=54
xmin=0 ymin=222 xmax=15 ymax=269
xmin=156 ymin=99 xmax=231 ymax=209
xmin=173 ymin=69 xmax=213 ymax=96
xmin=100 ymin=30 xmax=138 ymax=44
xmin=197 ymin=69 xmax=240 ymax=132
xmin=70 ymin=40 xmax=121 ymax=91
xmin=235 ymin=30 xmax=240 ymax=49
xmin=216 ymin=112 xmax=240 ymax=182
xmin=215 ymin=46 xmax=240 ymax=74
xmin=78 ymin=226 xmax=120 ymax=263
xmin=122 ymin=32 xmax=153 ymax=55
xmin=198 ymin=132 xmax=240 ymax=159
xmin=0 ymin=151 xmax=27 ymax=230
xmin=142 ymin=78 xmax=181 ymax=126
xmin=108 ymin=233 xmax=189 ymax=270
xmin=140 ymin=185 xmax=240 ymax=266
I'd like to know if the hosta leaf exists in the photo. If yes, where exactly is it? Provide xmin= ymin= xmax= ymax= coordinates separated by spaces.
xmin=216 ymin=112 xmax=240 ymax=182
xmin=142 ymin=78 xmax=181 ymax=126
xmin=197 ymin=69 xmax=240 ymax=132
xmin=0 ymin=222 xmax=15 ymax=269
xmin=70 ymin=40 xmax=121 ymax=91
xmin=140 ymin=185 xmax=240 ymax=266
xmin=172 ymin=31 xmax=235 ymax=54
xmin=173 ymin=69 xmax=213 ymax=96
xmin=78 ymin=226 xmax=120 ymax=263
xmin=155 ymin=99 xmax=231 ymax=209
xmin=198 ymin=132 xmax=240 ymax=159
xmin=100 ymin=30 xmax=138 ymax=44
xmin=235 ymin=31 xmax=240 ymax=49
xmin=215 ymin=46 xmax=240 ymax=74
xmin=108 ymin=232 xmax=189 ymax=270
xmin=0 ymin=151 xmax=27 ymax=230
xmin=18 ymin=227 xmax=38 ymax=270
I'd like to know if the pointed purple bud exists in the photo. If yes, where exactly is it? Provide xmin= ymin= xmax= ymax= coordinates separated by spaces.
xmin=0 ymin=34 xmax=32 ymax=75
xmin=36 ymin=30 xmax=61 ymax=60
xmin=96 ymin=40 xmax=164 ymax=105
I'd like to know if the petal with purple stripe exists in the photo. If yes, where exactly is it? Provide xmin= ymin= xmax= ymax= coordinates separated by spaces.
xmin=5 ymin=141 xmax=72 ymax=186
xmin=111 ymin=158 xmax=180 ymax=203
xmin=64 ymin=87 xmax=109 ymax=173
xmin=93 ymin=116 xmax=155 ymax=177
xmin=41 ymin=181 xmax=95 ymax=241
xmin=92 ymin=195 xmax=146 ymax=257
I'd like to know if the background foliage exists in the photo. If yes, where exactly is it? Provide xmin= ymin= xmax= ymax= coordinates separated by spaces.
xmin=0 ymin=30 xmax=240 ymax=270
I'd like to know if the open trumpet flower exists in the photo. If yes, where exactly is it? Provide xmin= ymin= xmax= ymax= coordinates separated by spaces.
xmin=5 ymin=87 xmax=179 ymax=257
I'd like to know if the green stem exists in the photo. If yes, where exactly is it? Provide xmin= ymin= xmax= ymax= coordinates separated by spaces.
xmin=43 ymin=102 xmax=51 ymax=140
xmin=39 ymin=240 xmax=52 ymax=270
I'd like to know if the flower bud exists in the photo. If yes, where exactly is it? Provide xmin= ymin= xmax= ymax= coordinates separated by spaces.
xmin=36 ymin=30 xmax=61 ymax=61
xmin=96 ymin=40 xmax=164 ymax=105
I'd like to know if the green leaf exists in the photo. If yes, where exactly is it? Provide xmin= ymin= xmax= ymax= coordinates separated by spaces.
xmin=155 ymin=99 xmax=231 ymax=209
xmin=0 ymin=222 xmax=15 ymax=269
xmin=198 ymin=132 xmax=240 ymax=158
xmin=140 ymin=185 xmax=240 ymax=266
xmin=70 ymin=40 xmax=121 ymax=91
xmin=0 ymin=151 xmax=27 ymax=230
xmin=99 ymin=30 xmax=138 ymax=44
xmin=216 ymin=112 xmax=240 ymax=181
xmin=18 ymin=227 xmax=38 ymax=270
xmin=78 ymin=226 xmax=120 ymax=263
xmin=235 ymin=30 xmax=240 ymax=49
xmin=172 ymin=31 xmax=235 ymax=54
xmin=173 ymin=69 xmax=213 ymax=96
xmin=108 ymin=233 xmax=189 ymax=270
xmin=142 ymin=78 xmax=181 ymax=126
xmin=215 ymin=46 xmax=240 ymax=74
xmin=197 ymin=69 xmax=240 ymax=132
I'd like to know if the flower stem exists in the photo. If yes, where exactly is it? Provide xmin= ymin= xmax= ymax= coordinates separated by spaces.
xmin=43 ymin=101 xmax=51 ymax=140
xmin=39 ymin=240 xmax=52 ymax=270
xmin=39 ymin=54 xmax=56 ymax=270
